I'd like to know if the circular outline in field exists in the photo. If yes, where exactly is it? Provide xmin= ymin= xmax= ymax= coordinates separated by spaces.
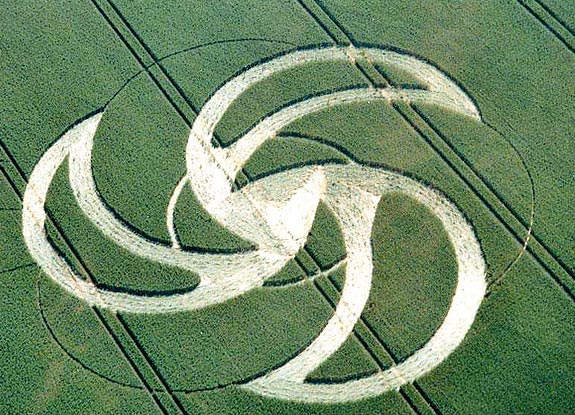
xmin=23 ymin=45 xmax=487 ymax=402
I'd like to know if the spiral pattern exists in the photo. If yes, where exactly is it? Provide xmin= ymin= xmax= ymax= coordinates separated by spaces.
xmin=23 ymin=46 xmax=486 ymax=402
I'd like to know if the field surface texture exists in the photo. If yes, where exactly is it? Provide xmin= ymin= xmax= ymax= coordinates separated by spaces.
xmin=1 ymin=1 xmax=574 ymax=414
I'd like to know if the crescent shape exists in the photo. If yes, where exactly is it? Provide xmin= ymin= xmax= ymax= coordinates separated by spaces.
xmin=244 ymin=164 xmax=486 ymax=402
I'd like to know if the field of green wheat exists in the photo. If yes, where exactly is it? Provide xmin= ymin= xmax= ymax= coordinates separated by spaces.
xmin=1 ymin=1 xmax=574 ymax=414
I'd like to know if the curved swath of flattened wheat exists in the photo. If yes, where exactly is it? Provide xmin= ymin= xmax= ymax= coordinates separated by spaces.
xmin=244 ymin=165 xmax=485 ymax=402
xmin=23 ymin=116 xmax=290 ymax=313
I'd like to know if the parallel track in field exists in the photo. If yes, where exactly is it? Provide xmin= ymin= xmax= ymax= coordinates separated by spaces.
xmin=518 ymin=0 xmax=575 ymax=56
xmin=292 ymin=0 xmax=575 ymax=411
xmin=297 ymin=0 xmax=575 ymax=298
xmin=0 ymin=141 xmax=181 ymax=415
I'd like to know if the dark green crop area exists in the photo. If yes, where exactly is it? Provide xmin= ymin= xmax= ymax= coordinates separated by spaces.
xmin=1 ymin=1 xmax=574 ymax=414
